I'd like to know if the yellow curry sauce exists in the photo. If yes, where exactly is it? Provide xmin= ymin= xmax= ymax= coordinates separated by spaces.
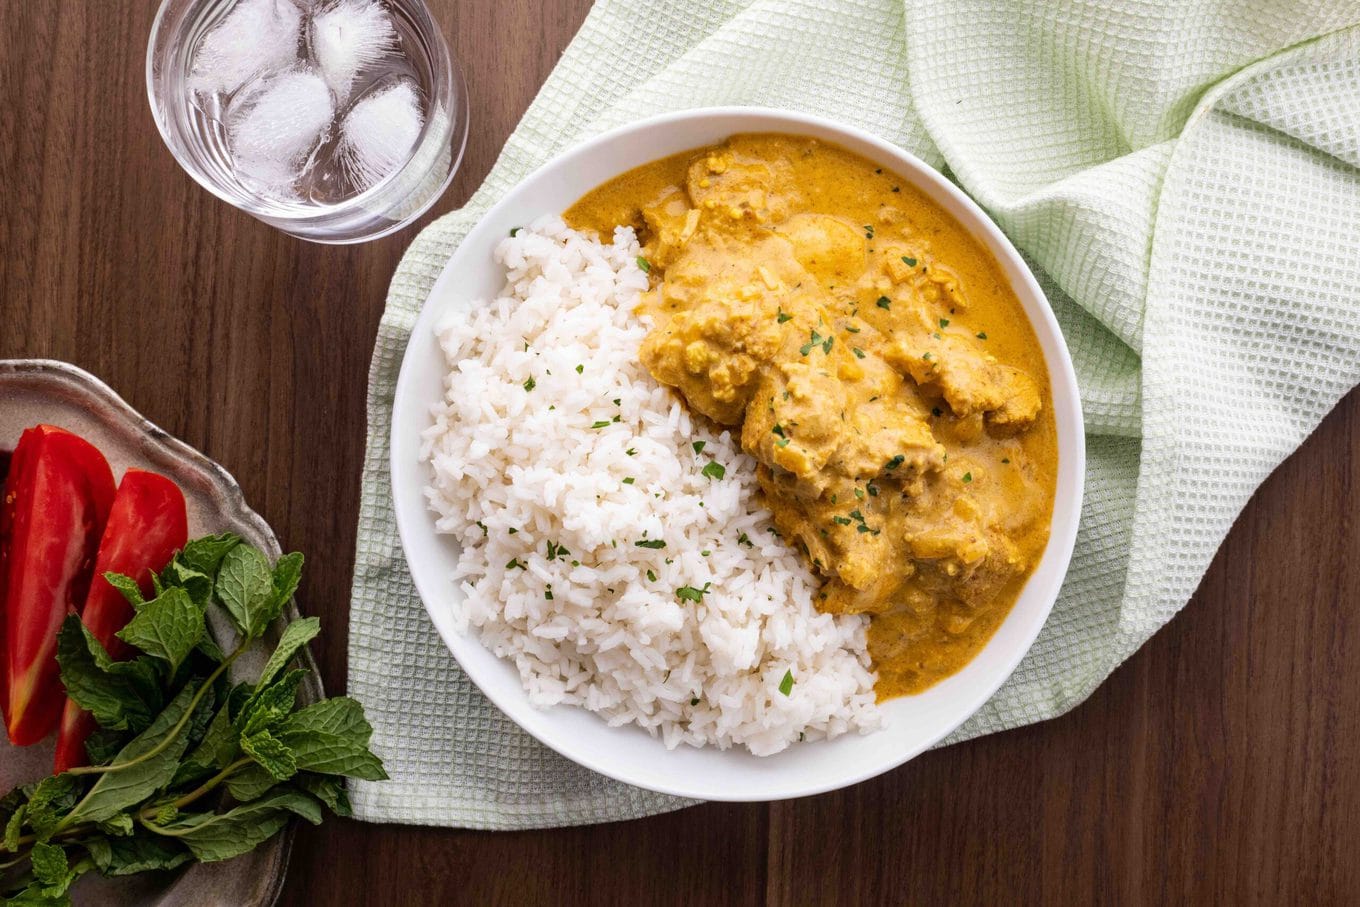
xmin=565 ymin=134 xmax=1057 ymax=698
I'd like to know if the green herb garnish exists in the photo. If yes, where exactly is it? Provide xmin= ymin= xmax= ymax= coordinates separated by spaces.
xmin=636 ymin=256 xmax=652 ymax=274
xmin=778 ymin=670 xmax=795 ymax=696
xmin=692 ymin=440 xmax=706 ymax=454
xmin=885 ymin=455 xmax=905 ymax=470
xmin=701 ymin=462 xmax=726 ymax=480
xmin=634 ymin=539 xmax=667 ymax=549
xmin=0 ymin=536 xmax=384 ymax=902
xmin=853 ymin=347 xmax=865 ymax=359
xmin=902 ymin=256 xmax=917 ymax=267
xmin=876 ymin=296 xmax=891 ymax=310
xmin=523 ymin=376 xmax=536 ymax=392
xmin=676 ymin=585 xmax=710 ymax=603
xmin=590 ymin=420 xmax=612 ymax=429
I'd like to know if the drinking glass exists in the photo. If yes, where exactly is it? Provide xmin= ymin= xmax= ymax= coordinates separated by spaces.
xmin=147 ymin=0 xmax=468 ymax=243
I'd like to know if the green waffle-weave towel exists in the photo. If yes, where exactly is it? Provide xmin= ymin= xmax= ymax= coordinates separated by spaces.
xmin=346 ymin=0 xmax=1360 ymax=828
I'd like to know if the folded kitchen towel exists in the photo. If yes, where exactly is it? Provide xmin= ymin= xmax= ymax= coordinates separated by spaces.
xmin=345 ymin=0 xmax=1360 ymax=828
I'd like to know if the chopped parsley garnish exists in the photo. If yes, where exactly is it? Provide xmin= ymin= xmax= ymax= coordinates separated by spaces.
xmin=853 ymin=347 xmax=866 ymax=359
xmin=590 ymin=420 xmax=612 ymax=429
xmin=775 ymin=438 xmax=791 ymax=448
xmin=833 ymin=516 xmax=852 ymax=526
xmin=876 ymin=296 xmax=892 ymax=310
xmin=737 ymin=532 xmax=752 ymax=547
xmin=854 ymin=487 xmax=865 ymax=500
xmin=544 ymin=587 xmax=553 ymax=600
xmin=508 ymin=528 xmax=518 ymax=534
xmin=939 ymin=318 xmax=950 ymax=328
xmin=613 ymin=398 xmax=621 ymax=406
xmin=575 ymin=364 xmax=584 ymax=374
xmin=523 ymin=376 xmax=536 ymax=392
xmin=475 ymin=521 xmax=488 ymax=536
xmin=976 ymin=332 xmax=988 ymax=340
xmin=922 ymin=351 xmax=933 ymax=361
xmin=778 ymin=669 xmax=795 ymax=696
xmin=636 ymin=256 xmax=652 ymax=274
xmin=622 ymin=477 xmax=635 ymax=484
xmin=885 ymin=455 xmax=905 ymax=470
xmin=866 ymin=482 xmax=880 ymax=497
xmin=692 ymin=440 xmax=706 ymax=454
xmin=626 ymin=447 xmax=637 ymax=456
xmin=509 ymin=227 xmax=521 ymax=237
xmin=701 ymin=461 xmax=726 ymax=480
xmin=823 ymin=335 xmax=834 ymax=354
xmin=962 ymin=472 xmax=973 ymax=483
xmin=546 ymin=540 xmax=571 ymax=560
xmin=701 ymin=550 xmax=711 ymax=557
xmin=634 ymin=539 xmax=667 ymax=549
xmin=772 ymin=424 xmax=786 ymax=438
xmin=691 ymin=697 xmax=701 ymax=706
xmin=863 ymin=224 xmax=875 ymax=239
xmin=777 ymin=309 xmax=793 ymax=324
xmin=646 ymin=569 xmax=657 ymax=581
xmin=505 ymin=558 xmax=525 ymax=570
xmin=902 ymin=256 xmax=918 ymax=267
xmin=800 ymin=330 xmax=829 ymax=356
xmin=676 ymin=584 xmax=710 ymax=602
xmin=845 ymin=324 xmax=861 ymax=333
xmin=1002 ymin=457 xmax=1011 ymax=464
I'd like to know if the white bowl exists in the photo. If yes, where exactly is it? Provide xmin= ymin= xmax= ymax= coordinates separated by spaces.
xmin=391 ymin=107 xmax=1085 ymax=801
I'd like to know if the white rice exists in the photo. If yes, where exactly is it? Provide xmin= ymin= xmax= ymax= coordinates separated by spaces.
xmin=420 ymin=216 xmax=882 ymax=755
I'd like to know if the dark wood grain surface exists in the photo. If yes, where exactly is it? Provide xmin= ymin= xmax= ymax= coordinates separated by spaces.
xmin=2 ymin=1 xmax=1357 ymax=903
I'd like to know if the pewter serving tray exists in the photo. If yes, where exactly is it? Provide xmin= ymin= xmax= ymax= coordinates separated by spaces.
xmin=0 ymin=359 xmax=322 ymax=907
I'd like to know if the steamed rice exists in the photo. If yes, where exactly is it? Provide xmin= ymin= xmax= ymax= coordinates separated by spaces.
xmin=420 ymin=216 xmax=882 ymax=755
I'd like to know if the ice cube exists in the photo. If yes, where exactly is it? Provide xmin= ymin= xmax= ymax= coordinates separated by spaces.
xmin=309 ymin=0 xmax=399 ymax=103
xmin=229 ymin=68 xmax=335 ymax=195
xmin=338 ymin=79 xmax=424 ymax=190
xmin=190 ymin=0 xmax=304 ymax=96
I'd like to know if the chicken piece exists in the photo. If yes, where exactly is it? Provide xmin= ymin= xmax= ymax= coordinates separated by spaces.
xmin=776 ymin=213 xmax=866 ymax=291
xmin=684 ymin=147 xmax=795 ymax=226
xmin=640 ymin=188 xmax=703 ymax=268
xmin=884 ymin=320 xmax=1042 ymax=430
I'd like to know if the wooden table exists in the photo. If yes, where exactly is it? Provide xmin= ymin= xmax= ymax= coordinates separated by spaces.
xmin=4 ymin=1 xmax=1357 ymax=902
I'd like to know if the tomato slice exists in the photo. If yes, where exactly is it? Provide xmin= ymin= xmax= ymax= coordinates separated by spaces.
xmin=0 ymin=426 xmax=115 ymax=746
xmin=53 ymin=469 xmax=187 ymax=771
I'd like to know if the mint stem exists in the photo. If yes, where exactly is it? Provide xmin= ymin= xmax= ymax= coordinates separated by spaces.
xmin=65 ymin=644 xmax=246 ymax=779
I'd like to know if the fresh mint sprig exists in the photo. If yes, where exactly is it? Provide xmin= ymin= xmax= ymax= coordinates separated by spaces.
xmin=0 ymin=534 xmax=385 ymax=904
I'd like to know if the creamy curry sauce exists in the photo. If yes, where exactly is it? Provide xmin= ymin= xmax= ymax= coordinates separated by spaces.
xmin=565 ymin=134 xmax=1057 ymax=698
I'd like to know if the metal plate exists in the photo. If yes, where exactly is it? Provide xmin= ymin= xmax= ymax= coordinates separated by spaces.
xmin=0 ymin=359 xmax=321 ymax=906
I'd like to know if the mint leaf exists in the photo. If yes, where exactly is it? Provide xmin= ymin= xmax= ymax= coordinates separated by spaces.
xmin=255 ymin=617 xmax=320 ymax=690
xmin=115 ymin=587 xmax=205 ymax=672
xmin=64 ymin=681 xmax=201 ymax=827
xmin=176 ymin=533 xmax=241 ymax=575
xmin=237 ymin=669 xmax=307 ymax=738
xmin=84 ymin=729 xmax=127 ymax=764
xmin=102 ymin=572 xmax=145 ymax=608
xmin=160 ymin=559 xmax=213 ymax=607
xmin=267 ymin=552 xmax=304 ymax=618
xmin=276 ymin=698 xmax=387 ymax=781
xmin=84 ymin=834 xmax=193 ymax=876
xmin=25 ymin=776 xmax=80 ymax=841
xmin=56 ymin=617 xmax=162 ymax=733
xmin=241 ymin=729 xmax=297 ymax=781
xmin=29 ymin=842 xmax=70 ymax=886
xmin=214 ymin=544 xmax=274 ymax=638
xmin=296 ymin=774 xmax=352 ymax=818
xmin=186 ymin=702 xmax=240 ymax=772
xmin=150 ymin=790 xmax=322 ymax=862
xmin=5 ymin=803 xmax=27 ymax=851
xmin=97 ymin=813 xmax=136 ymax=837
xmin=224 ymin=764 xmax=279 ymax=802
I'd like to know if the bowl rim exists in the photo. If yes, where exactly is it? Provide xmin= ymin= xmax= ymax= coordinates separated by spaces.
xmin=390 ymin=105 xmax=1085 ymax=801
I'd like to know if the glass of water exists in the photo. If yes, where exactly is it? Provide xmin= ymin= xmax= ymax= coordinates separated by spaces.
xmin=147 ymin=0 xmax=468 ymax=244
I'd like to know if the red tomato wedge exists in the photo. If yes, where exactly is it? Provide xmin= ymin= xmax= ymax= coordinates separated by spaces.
xmin=0 ymin=426 xmax=115 ymax=746
xmin=53 ymin=469 xmax=187 ymax=772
